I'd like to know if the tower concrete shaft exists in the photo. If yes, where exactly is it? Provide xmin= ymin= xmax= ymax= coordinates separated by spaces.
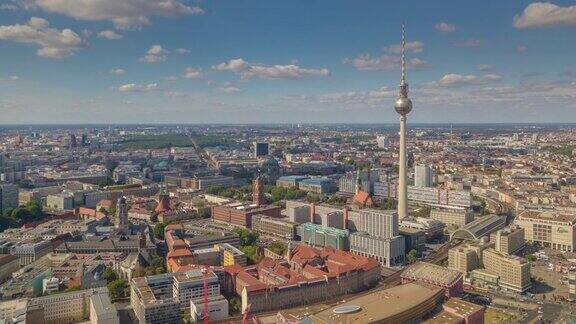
xmin=398 ymin=115 xmax=408 ymax=218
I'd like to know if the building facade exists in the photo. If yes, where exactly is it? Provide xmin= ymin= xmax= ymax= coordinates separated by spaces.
xmin=515 ymin=211 xmax=576 ymax=252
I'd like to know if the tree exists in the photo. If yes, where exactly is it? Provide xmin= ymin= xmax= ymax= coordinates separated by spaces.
xmin=525 ymin=254 xmax=537 ymax=262
xmin=154 ymin=223 xmax=167 ymax=240
xmin=150 ymin=213 xmax=158 ymax=223
xmin=103 ymin=268 xmax=118 ymax=283
xmin=229 ymin=297 xmax=242 ymax=314
xmin=267 ymin=241 xmax=287 ymax=256
xmin=406 ymin=249 xmax=418 ymax=263
xmin=232 ymin=228 xmax=259 ymax=246
xmin=107 ymin=279 xmax=126 ymax=302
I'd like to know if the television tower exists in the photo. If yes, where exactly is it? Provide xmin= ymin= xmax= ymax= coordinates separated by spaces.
xmin=394 ymin=24 xmax=413 ymax=219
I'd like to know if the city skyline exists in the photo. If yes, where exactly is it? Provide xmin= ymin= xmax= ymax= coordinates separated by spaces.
xmin=1 ymin=1 xmax=576 ymax=124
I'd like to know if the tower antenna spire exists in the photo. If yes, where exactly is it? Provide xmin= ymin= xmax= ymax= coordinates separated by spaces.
xmin=401 ymin=22 xmax=406 ymax=87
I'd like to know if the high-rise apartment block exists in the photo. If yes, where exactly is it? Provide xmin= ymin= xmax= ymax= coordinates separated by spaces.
xmin=253 ymin=142 xmax=269 ymax=157
xmin=350 ymin=209 xmax=405 ymax=267
xmin=414 ymin=165 xmax=433 ymax=188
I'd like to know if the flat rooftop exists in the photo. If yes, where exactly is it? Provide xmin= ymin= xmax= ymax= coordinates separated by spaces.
xmin=402 ymin=262 xmax=463 ymax=286
xmin=310 ymin=283 xmax=443 ymax=324
xmin=518 ymin=210 xmax=576 ymax=224
xmin=443 ymin=297 xmax=484 ymax=317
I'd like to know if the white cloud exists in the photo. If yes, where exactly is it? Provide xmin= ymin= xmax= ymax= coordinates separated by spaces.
xmin=31 ymin=0 xmax=204 ymax=29
xmin=452 ymin=39 xmax=482 ymax=47
xmin=0 ymin=75 xmax=19 ymax=81
xmin=175 ymin=48 xmax=190 ymax=54
xmin=109 ymin=68 xmax=126 ymax=75
xmin=212 ymin=58 xmax=329 ymax=80
xmin=477 ymin=64 xmax=492 ymax=71
xmin=384 ymin=41 xmax=424 ymax=54
xmin=164 ymin=76 xmax=179 ymax=81
xmin=222 ymin=86 xmax=241 ymax=93
xmin=431 ymin=73 xmax=502 ymax=87
xmin=140 ymin=45 xmax=169 ymax=63
xmin=435 ymin=22 xmax=456 ymax=32
xmin=343 ymin=54 xmax=427 ymax=71
xmin=0 ymin=17 xmax=84 ymax=59
xmin=118 ymin=83 xmax=158 ymax=92
xmin=183 ymin=67 xmax=204 ymax=79
xmin=97 ymin=30 xmax=122 ymax=40
xmin=514 ymin=2 xmax=576 ymax=28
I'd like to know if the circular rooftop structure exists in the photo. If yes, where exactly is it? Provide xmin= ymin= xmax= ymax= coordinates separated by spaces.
xmin=333 ymin=305 xmax=362 ymax=314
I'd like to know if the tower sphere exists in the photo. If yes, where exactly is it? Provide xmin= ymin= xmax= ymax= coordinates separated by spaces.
xmin=395 ymin=97 xmax=412 ymax=115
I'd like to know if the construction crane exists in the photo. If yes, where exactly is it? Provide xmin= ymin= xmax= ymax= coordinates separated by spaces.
xmin=201 ymin=267 xmax=209 ymax=324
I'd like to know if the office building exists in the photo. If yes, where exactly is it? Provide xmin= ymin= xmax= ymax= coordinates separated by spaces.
xmin=430 ymin=206 xmax=474 ymax=228
xmin=190 ymin=295 xmax=229 ymax=322
xmin=398 ymin=227 xmax=426 ymax=253
xmin=285 ymin=201 xmax=311 ymax=224
xmin=358 ymin=209 xmax=399 ymax=238
xmin=0 ymin=184 xmax=18 ymax=214
xmin=478 ymin=248 xmax=531 ymax=293
xmin=26 ymin=287 xmax=115 ymax=323
xmin=515 ymin=211 xmax=576 ymax=252
xmin=211 ymin=203 xmax=281 ymax=228
xmin=172 ymin=270 xmax=220 ymax=309
xmin=414 ymin=165 xmax=433 ymax=188
xmin=490 ymin=226 xmax=525 ymax=255
xmin=408 ymin=186 xmax=472 ymax=208
xmin=253 ymin=142 xmax=269 ymax=157
xmin=90 ymin=290 xmax=120 ymax=324
xmin=448 ymin=244 xmax=481 ymax=273
xmin=300 ymin=223 xmax=349 ymax=250
xmin=350 ymin=232 xmax=405 ymax=266
xmin=131 ymin=271 xmax=220 ymax=324
xmin=251 ymin=215 xmax=297 ymax=239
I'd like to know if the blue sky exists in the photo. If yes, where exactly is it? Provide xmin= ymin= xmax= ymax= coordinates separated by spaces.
xmin=0 ymin=0 xmax=576 ymax=124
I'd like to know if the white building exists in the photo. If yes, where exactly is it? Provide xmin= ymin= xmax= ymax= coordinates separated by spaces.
xmin=190 ymin=295 xmax=229 ymax=322
xmin=42 ymin=277 xmax=60 ymax=295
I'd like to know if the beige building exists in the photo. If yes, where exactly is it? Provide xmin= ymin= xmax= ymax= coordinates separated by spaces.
xmin=251 ymin=214 xmax=297 ymax=239
xmin=481 ymin=248 xmax=531 ymax=293
xmin=448 ymin=245 xmax=479 ymax=273
xmin=515 ymin=211 xmax=576 ymax=252
xmin=430 ymin=207 xmax=474 ymax=228
xmin=490 ymin=226 xmax=525 ymax=255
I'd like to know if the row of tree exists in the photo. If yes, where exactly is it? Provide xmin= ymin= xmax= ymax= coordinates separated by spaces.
xmin=0 ymin=200 xmax=43 ymax=231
